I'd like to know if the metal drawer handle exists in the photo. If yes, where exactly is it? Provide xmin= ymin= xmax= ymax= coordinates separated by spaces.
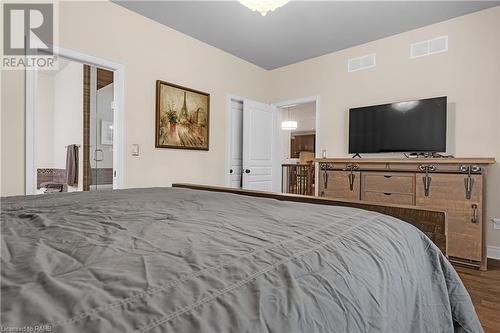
xmin=420 ymin=165 xmax=435 ymax=197
xmin=383 ymin=192 xmax=392 ymax=196
xmin=471 ymin=204 xmax=478 ymax=224
xmin=383 ymin=175 xmax=392 ymax=178
xmin=348 ymin=173 xmax=356 ymax=191
xmin=460 ymin=165 xmax=480 ymax=200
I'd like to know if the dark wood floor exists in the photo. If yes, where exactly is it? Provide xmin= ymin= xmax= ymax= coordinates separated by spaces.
xmin=455 ymin=259 xmax=500 ymax=333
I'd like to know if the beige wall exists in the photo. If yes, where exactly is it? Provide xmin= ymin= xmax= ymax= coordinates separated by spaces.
xmin=0 ymin=1 xmax=270 ymax=195
xmin=1 ymin=70 xmax=25 ymax=196
xmin=270 ymin=7 xmax=500 ymax=248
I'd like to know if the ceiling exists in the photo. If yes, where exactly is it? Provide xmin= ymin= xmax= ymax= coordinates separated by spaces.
xmin=115 ymin=1 xmax=500 ymax=70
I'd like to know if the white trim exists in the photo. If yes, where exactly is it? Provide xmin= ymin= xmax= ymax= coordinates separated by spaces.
xmin=272 ymin=96 xmax=320 ymax=194
xmin=225 ymin=94 xmax=246 ymax=188
xmin=25 ymin=70 xmax=37 ymax=195
xmin=25 ymin=47 xmax=125 ymax=194
xmin=488 ymin=246 xmax=500 ymax=260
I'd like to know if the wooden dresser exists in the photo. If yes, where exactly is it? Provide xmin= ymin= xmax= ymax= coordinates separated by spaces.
xmin=316 ymin=158 xmax=496 ymax=270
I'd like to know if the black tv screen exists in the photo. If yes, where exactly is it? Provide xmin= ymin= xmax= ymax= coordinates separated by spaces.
xmin=349 ymin=96 xmax=447 ymax=154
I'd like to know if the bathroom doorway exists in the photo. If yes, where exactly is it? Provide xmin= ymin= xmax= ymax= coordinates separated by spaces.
xmin=26 ymin=51 xmax=124 ymax=195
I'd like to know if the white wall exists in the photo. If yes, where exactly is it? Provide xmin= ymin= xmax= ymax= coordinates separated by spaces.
xmin=35 ymin=73 xmax=55 ymax=168
xmin=270 ymin=7 xmax=500 ymax=248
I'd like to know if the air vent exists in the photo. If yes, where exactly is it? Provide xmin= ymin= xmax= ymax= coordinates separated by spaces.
xmin=410 ymin=36 xmax=448 ymax=58
xmin=348 ymin=54 xmax=376 ymax=72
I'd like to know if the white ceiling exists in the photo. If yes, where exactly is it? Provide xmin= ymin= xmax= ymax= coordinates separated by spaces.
xmin=114 ymin=1 xmax=500 ymax=70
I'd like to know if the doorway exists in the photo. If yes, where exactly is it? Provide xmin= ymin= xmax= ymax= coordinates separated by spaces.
xmin=227 ymin=97 xmax=277 ymax=191
xmin=227 ymin=96 xmax=319 ymax=194
xmin=32 ymin=58 xmax=86 ymax=193
xmin=25 ymin=49 xmax=125 ymax=195
xmin=279 ymin=102 xmax=317 ymax=195
xmin=84 ymin=66 xmax=114 ymax=191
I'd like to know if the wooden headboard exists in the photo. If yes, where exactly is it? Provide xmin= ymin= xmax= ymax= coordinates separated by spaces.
xmin=172 ymin=183 xmax=447 ymax=254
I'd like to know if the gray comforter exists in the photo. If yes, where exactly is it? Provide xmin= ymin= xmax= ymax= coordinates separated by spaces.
xmin=1 ymin=187 xmax=482 ymax=333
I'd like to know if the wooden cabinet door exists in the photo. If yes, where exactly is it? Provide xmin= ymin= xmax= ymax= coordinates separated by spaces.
xmin=416 ymin=173 xmax=482 ymax=261
xmin=320 ymin=170 xmax=360 ymax=200
xmin=301 ymin=135 xmax=315 ymax=152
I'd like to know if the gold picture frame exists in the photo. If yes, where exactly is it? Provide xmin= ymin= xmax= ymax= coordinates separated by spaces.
xmin=155 ymin=80 xmax=210 ymax=150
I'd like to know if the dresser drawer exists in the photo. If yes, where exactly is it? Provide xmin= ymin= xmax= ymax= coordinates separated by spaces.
xmin=363 ymin=191 xmax=414 ymax=205
xmin=363 ymin=172 xmax=414 ymax=194
xmin=320 ymin=170 xmax=360 ymax=200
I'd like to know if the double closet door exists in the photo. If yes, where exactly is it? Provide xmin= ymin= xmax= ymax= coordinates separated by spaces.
xmin=229 ymin=99 xmax=275 ymax=192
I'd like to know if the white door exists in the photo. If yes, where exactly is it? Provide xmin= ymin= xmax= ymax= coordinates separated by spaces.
xmin=229 ymin=100 xmax=243 ymax=188
xmin=242 ymin=99 xmax=275 ymax=191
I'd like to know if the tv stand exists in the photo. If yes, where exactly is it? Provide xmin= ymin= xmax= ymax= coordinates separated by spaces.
xmin=315 ymin=157 xmax=496 ymax=270
xmin=351 ymin=153 xmax=362 ymax=158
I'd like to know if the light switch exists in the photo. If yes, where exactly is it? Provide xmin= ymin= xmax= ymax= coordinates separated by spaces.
xmin=132 ymin=144 xmax=139 ymax=156
xmin=493 ymin=218 xmax=500 ymax=230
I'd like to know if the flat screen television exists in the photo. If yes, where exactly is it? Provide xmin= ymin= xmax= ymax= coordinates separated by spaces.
xmin=348 ymin=96 xmax=447 ymax=154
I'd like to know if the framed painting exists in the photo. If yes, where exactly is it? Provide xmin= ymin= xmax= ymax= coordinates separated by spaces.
xmin=155 ymin=80 xmax=210 ymax=150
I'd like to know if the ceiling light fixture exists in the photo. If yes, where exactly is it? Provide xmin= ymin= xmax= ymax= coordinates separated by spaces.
xmin=238 ymin=0 xmax=290 ymax=16
xmin=281 ymin=120 xmax=298 ymax=130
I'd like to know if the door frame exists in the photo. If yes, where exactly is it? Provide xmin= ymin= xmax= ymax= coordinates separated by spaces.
xmin=225 ymin=94 xmax=246 ymax=188
xmin=25 ymin=46 xmax=126 ymax=194
xmin=272 ymin=96 xmax=320 ymax=195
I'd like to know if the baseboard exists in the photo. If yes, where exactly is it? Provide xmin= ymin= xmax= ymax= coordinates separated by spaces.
xmin=487 ymin=246 xmax=500 ymax=260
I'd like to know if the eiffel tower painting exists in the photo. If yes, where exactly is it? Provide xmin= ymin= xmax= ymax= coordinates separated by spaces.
xmin=156 ymin=80 xmax=210 ymax=150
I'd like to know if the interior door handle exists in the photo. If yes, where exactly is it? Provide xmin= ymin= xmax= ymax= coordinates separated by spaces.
xmin=245 ymin=169 xmax=251 ymax=174
xmin=230 ymin=169 xmax=234 ymax=174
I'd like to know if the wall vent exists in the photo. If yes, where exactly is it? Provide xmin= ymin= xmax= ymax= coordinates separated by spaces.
xmin=410 ymin=36 xmax=448 ymax=59
xmin=347 ymin=54 xmax=376 ymax=72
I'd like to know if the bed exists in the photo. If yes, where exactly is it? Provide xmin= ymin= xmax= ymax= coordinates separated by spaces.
xmin=1 ymin=184 xmax=482 ymax=332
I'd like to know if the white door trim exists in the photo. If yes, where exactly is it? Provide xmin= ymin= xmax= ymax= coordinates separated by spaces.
xmin=225 ymin=94 xmax=246 ymax=188
xmin=25 ymin=46 xmax=126 ymax=194
xmin=272 ymin=96 xmax=320 ymax=194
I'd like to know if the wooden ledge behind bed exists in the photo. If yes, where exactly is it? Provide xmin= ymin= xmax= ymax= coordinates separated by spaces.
xmin=172 ymin=183 xmax=447 ymax=254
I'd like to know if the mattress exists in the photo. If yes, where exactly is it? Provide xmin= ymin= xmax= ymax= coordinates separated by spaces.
xmin=0 ymin=187 xmax=482 ymax=332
